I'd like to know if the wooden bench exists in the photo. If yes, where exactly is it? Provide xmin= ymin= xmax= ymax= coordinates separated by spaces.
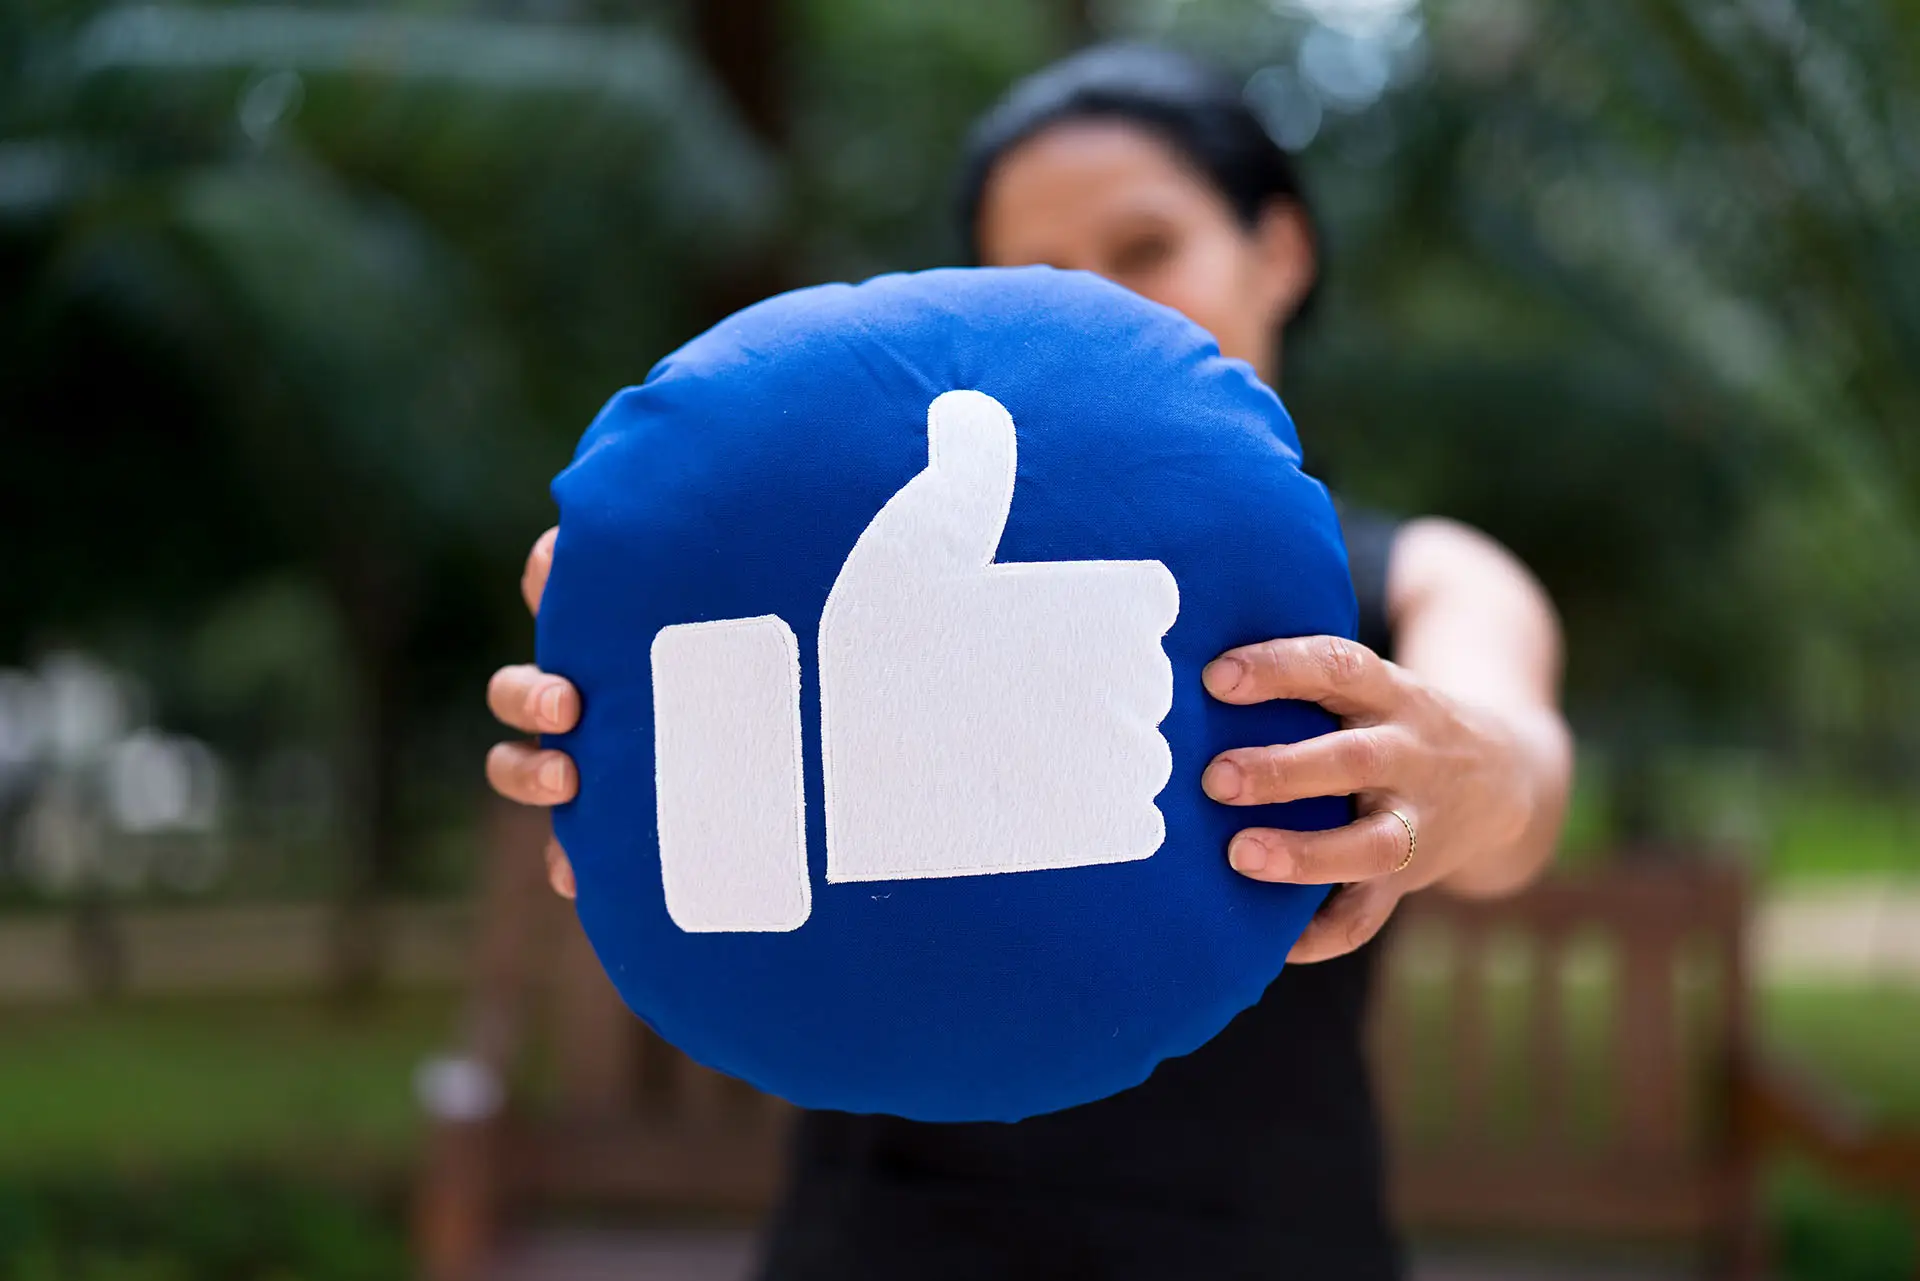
xmin=416 ymin=805 xmax=1920 ymax=1279
xmin=1378 ymin=860 xmax=1760 ymax=1266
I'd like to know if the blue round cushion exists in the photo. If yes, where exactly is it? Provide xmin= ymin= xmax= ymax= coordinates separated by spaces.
xmin=537 ymin=266 xmax=1355 ymax=1122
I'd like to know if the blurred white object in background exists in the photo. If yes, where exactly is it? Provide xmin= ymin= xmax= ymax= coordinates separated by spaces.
xmin=4 ymin=651 xmax=229 ymax=899
xmin=17 ymin=776 xmax=103 ymax=896
xmin=105 ymin=730 xmax=221 ymax=835
xmin=0 ymin=669 xmax=49 ymax=784
xmin=415 ymin=1054 xmax=504 ymax=1123
xmin=41 ymin=651 xmax=133 ymax=767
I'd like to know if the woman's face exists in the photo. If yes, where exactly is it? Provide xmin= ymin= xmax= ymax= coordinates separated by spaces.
xmin=975 ymin=119 xmax=1314 ymax=385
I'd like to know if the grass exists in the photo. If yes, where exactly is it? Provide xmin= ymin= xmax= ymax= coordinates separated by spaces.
xmin=0 ymin=993 xmax=446 ymax=1279
xmin=1770 ymin=1158 xmax=1917 ymax=1281
xmin=0 ymin=992 xmax=455 ymax=1176
xmin=0 ymin=981 xmax=1912 ymax=1277
xmin=1767 ymin=788 xmax=1920 ymax=881
xmin=1763 ymin=984 xmax=1920 ymax=1281
xmin=0 ymin=983 xmax=1913 ymax=1164
xmin=1556 ymin=759 xmax=1920 ymax=882
xmin=1764 ymin=982 xmax=1920 ymax=1122
xmin=0 ymin=1172 xmax=408 ymax=1281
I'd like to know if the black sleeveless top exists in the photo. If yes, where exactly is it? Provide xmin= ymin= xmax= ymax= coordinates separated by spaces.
xmin=756 ymin=507 xmax=1405 ymax=1281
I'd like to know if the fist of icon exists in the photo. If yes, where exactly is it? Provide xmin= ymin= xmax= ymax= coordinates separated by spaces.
xmin=648 ymin=390 xmax=1180 ymax=933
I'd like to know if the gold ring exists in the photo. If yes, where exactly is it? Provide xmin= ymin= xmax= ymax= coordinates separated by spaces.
xmin=1386 ymin=808 xmax=1416 ymax=874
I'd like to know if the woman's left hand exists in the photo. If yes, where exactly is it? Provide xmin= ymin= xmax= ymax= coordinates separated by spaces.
xmin=1199 ymin=635 xmax=1542 ymax=964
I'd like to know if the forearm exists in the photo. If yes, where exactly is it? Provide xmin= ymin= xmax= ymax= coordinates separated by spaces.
xmin=1385 ymin=517 xmax=1571 ymax=900
xmin=1437 ymin=696 xmax=1571 ymax=898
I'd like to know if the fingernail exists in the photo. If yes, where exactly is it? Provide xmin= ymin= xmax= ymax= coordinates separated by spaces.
xmin=1203 ymin=656 xmax=1245 ymax=695
xmin=538 ymin=683 xmax=567 ymax=726
xmin=539 ymin=756 xmax=569 ymax=793
xmin=1202 ymin=759 xmax=1243 ymax=801
xmin=1229 ymin=835 xmax=1267 ymax=874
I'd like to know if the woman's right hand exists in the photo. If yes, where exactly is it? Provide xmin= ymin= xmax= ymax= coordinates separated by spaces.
xmin=484 ymin=527 xmax=582 ymax=898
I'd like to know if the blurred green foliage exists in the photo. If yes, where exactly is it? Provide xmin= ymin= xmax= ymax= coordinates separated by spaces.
xmin=1771 ymin=1158 xmax=1919 ymax=1281
xmin=0 ymin=1173 xmax=405 ymax=1281
xmin=2 ymin=0 xmax=781 ymax=901
xmin=3 ymin=8 xmax=1914 ymax=1275
xmin=1175 ymin=0 xmax=1920 ymax=795
xmin=4 ymin=0 xmax=1918 ymax=898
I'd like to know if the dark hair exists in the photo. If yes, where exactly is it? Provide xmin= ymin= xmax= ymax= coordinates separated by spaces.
xmin=955 ymin=43 xmax=1320 ymax=319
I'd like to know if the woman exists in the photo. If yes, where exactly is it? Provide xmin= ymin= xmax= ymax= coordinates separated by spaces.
xmin=485 ymin=44 xmax=1570 ymax=1281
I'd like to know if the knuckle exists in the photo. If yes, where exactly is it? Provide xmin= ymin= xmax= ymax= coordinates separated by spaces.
xmin=484 ymin=743 xmax=515 ymax=787
xmin=1357 ymin=892 xmax=1402 ymax=947
xmin=489 ymin=666 xmax=538 ymax=720
xmin=1343 ymin=905 xmax=1383 ymax=953
xmin=1280 ymin=833 xmax=1320 ymax=880
xmin=1293 ymin=920 xmax=1333 ymax=962
xmin=1242 ymin=638 xmax=1286 ymax=681
xmin=1246 ymin=747 xmax=1289 ymax=793
xmin=515 ymin=748 xmax=545 ymax=785
xmin=1324 ymin=888 xmax=1384 ymax=953
xmin=1317 ymin=636 xmax=1368 ymax=688
xmin=1340 ymin=731 xmax=1391 ymax=783
xmin=1371 ymin=819 xmax=1404 ymax=874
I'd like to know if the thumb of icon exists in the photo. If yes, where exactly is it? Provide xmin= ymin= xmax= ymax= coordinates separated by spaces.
xmin=820 ymin=390 xmax=1180 ymax=884
xmin=827 ymin=389 xmax=1021 ymax=580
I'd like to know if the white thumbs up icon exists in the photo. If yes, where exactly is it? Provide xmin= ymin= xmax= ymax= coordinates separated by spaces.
xmin=649 ymin=390 xmax=1180 ymax=933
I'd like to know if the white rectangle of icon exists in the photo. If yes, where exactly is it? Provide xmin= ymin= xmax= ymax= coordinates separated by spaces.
xmin=650 ymin=615 xmax=810 ymax=932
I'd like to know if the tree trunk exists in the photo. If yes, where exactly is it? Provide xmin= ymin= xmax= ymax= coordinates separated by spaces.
xmin=693 ymin=0 xmax=787 ymax=147
xmin=71 ymin=895 xmax=127 ymax=1000
xmin=1060 ymin=0 xmax=1096 ymax=44
xmin=329 ymin=552 xmax=412 ymax=1001
xmin=692 ymin=0 xmax=794 ymax=323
